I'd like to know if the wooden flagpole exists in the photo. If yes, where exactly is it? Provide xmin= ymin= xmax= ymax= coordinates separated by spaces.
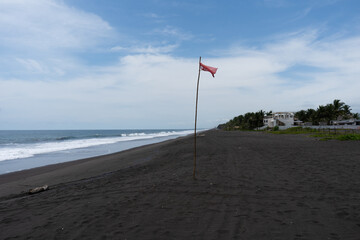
xmin=193 ymin=56 xmax=201 ymax=179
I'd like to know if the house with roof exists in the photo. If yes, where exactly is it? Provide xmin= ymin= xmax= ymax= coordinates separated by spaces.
xmin=263 ymin=112 xmax=295 ymax=129
xmin=331 ymin=119 xmax=360 ymax=126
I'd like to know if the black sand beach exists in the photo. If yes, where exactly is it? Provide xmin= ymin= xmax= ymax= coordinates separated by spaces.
xmin=1 ymin=130 xmax=360 ymax=239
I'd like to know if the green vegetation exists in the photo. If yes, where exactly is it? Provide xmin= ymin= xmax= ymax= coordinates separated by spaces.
xmin=336 ymin=134 xmax=360 ymax=141
xmin=217 ymin=110 xmax=266 ymax=131
xmin=270 ymin=127 xmax=316 ymax=134
xmin=294 ymin=99 xmax=359 ymax=125
xmin=270 ymin=127 xmax=360 ymax=141
xmin=218 ymin=99 xmax=359 ymax=131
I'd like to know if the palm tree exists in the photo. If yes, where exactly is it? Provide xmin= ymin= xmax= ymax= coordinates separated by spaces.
xmin=315 ymin=105 xmax=328 ymax=124
xmin=295 ymin=110 xmax=307 ymax=122
xmin=306 ymin=108 xmax=316 ymax=124
xmin=333 ymin=99 xmax=345 ymax=113
xmin=255 ymin=110 xmax=265 ymax=128
xmin=342 ymin=105 xmax=352 ymax=119
xmin=265 ymin=110 xmax=273 ymax=116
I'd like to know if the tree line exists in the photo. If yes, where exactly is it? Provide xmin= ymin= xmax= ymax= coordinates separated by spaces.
xmin=217 ymin=110 xmax=268 ymax=130
xmin=294 ymin=99 xmax=359 ymax=125
xmin=218 ymin=99 xmax=359 ymax=131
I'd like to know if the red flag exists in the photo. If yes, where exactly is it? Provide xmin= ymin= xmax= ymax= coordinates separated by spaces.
xmin=200 ymin=62 xmax=218 ymax=77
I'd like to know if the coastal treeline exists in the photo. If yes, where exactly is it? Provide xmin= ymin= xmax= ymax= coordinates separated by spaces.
xmin=294 ymin=99 xmax=359 ymax=125
xmin=218 ymin=99 xmax=359 ymax=131
xmin=218 ymin=110 xmax=267 ymax=130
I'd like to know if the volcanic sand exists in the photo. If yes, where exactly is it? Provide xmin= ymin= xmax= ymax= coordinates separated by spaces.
xmin=1 ymin=130 xmax=360 ymax=239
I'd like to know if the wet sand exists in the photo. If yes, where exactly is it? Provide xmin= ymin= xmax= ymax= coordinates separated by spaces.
xmin=1 ymin=130 xmax=360 ymax=239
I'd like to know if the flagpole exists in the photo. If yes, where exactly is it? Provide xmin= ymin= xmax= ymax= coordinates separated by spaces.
xmin=193 ymin=56 xmax=201 ymax=179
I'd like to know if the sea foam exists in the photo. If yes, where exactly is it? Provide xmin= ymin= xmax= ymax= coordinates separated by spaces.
xmin=0 ymin=130 xmax=193 ymax=162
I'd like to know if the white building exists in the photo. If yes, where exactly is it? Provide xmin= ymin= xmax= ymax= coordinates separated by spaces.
xmin=331 ymin=119 xmax=360 ymax=126
xmin=263 ymin=112 xmax=295 ymax=129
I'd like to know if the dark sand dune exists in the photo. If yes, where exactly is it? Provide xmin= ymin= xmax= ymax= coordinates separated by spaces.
xmin=1 ymin=130 xmax=360 ymax=239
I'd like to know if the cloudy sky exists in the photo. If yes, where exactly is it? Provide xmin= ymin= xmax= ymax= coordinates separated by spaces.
xmin=0 ymin=0 xmax=359 ymax=130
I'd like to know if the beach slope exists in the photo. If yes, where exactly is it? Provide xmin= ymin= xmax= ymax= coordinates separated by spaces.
xmin=1 ymin=130 xmax=360 ymax=239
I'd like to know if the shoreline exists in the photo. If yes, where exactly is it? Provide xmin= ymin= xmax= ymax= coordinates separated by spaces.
xmin=0 ymin=133 xmax=193 ymax=198
xmin=1 ymin=130 xmax=360 ymax=239
xmin=0 ymin=129 xmax=196 ymax=175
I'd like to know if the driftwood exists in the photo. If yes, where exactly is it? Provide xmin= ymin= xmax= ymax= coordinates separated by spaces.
xmin=28 ymin=185 xmax=49 ymax=194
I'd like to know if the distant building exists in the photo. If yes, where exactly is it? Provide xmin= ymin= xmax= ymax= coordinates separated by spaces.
xmin=263 ymin=116 xmax=272 ymax=127
xmin=331 ymin=119 xmax=360 ymax=126
xmin=263 ymin=112 xmax=295 ymax=129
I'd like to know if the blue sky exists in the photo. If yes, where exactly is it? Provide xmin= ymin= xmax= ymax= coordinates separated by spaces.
xmin=1 ymin=0 xmax=360 ymax=129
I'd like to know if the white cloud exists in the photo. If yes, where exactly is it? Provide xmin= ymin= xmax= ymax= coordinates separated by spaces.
xmin=0 ymin=0 xmax=112 ymax=51
xmin=0 ymin=0 xmax=114 ymax=80
xmin=143 ymin=13 xmax=161 ymax=18
xmin=111 ymin=44 xmax=178 ymax=54
xmin=0 ymin=54 xmax=198 ymax=129
xmin=15 ymin=58 xmax=48 ymax=74
xmin=110 ymin=46 xmax=126 ymax=52
xmin=154 ymin=26 xmax=193 ymax=41
xmin=0 ymin=1 xmax=359 ymax=129
xmin=2 ymin=29 xmax=360 ymax=129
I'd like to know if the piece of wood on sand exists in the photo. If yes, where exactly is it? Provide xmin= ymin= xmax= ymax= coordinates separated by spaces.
xmin=28 ymin=185 xmax=49 ymax=194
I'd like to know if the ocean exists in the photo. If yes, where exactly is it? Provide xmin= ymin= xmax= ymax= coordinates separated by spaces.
xmin=0 ymin=129 xmax=193 ymax=175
